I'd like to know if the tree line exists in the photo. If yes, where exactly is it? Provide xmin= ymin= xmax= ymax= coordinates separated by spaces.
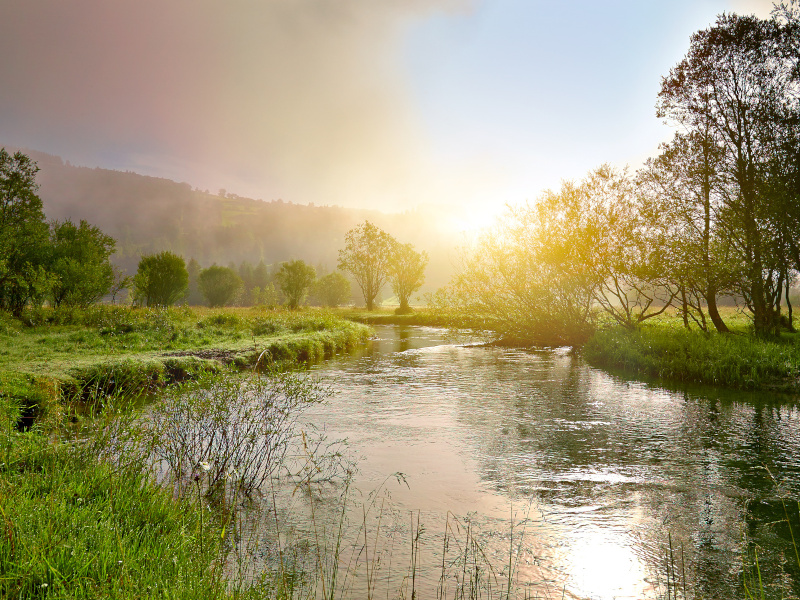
xmin=448 ymin=6 xmax=800 ymax=343
xmin=0 ymin=149 xmax=120 ymax=316
xmin=130 ymin=220 xmax=428 ymax=312
xmin=0 ymin=150 xmax=428 ymax=314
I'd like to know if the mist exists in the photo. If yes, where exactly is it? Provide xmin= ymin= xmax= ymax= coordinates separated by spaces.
xmin=0 ymin=0 xmax=474 ymax=210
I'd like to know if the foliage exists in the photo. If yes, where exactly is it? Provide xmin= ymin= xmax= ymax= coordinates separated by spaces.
xmin=185 ymin=257 xmax=205 ymax=305
xmin=638 ymin=132 xmax=736 ymax=332
xmin=133 ymin=251 xmax=189 ymax=307
xmin=577 ymin=166 xmax=678 ymax=328
xmin=275 ymin=259 xmax=316 ymax=309
xmin=338 ymin=221 xmax=397 ymax=311
xmin=0 ymin=149 xmax=51 ymax=316
xmin=49 ymin=219 xmax=116 ymax=308
xmin=389 ymin=242 xmax=428 ymax=313
xmin=657 ymin=11 xmax=800 ymax=336
xmin=198 ymin=265 xmax=242 ymax=307
xmin=449 ymin=188 xmax=596 ymax=346
xmin=145 ymin=371 xmax=328 ymax=496
xmin=314 ymin=271 xmax=351 ymax=307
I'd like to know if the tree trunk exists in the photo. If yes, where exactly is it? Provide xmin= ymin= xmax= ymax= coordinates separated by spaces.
xmin=681 ymin=286 xmax=690 ymax=330
xmin=706 ymin=288 xmax=729 ymax=333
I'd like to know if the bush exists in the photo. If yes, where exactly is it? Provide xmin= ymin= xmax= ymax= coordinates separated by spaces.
xmin=133 ymin=251 xmax=189 ymax=307
xmin=198 ymin=265 xmax=242 ymax=307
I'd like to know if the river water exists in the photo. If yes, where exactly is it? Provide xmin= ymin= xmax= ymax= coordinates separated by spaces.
xmin=253 ymin=325 xmax=800 ymax=599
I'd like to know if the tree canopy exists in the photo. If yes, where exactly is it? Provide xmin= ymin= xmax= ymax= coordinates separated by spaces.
xmin=337 ymin=221 xmax=397 ymax=311
xmin=314 ymin=271 xmax=351 ymax=308
xmin=198 ymin=265 xmax=242 ymax=307
xmin=0 ymin=149 xmax=51 ymax=316
xmin=49 ymin=220 xmax=116 ymax=308
xmin=133 ymin=251 xmax=189 ymax=307
xmin=389 ymin=242 xmax=428 ymax=314
xmin=275 ymin=260 xmax=316 ymax=309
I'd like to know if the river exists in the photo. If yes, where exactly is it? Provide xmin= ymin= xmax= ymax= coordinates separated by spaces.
xmin=243 ymin=325 xmax=800 ymax=599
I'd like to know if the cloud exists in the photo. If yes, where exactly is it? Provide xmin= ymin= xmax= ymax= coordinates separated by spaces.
xmin=0 ymin=0 xmax=471 ymax=209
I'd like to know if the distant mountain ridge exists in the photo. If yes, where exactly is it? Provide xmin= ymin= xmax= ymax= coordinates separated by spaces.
xmin=8 ymin=147 xmax=457 ymax=293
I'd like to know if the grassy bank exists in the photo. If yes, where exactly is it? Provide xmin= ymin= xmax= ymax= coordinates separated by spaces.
xmin=341 ymin=307 xmax=497 ymax=329
xmin=0 ymin=305 xmax=371 ymax=599
xmin=0 ymin=305 xmax=370 ymax=422
xmin=583 ymin=312 xmax=800 ymax=392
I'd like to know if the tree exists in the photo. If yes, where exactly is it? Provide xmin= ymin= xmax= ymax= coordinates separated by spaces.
xmin=109 ymin=265 xmax=132 ymax=304
xmin=275 ymin=260 xmax=316 ymax=309
xmin=185 ymin=258 xmax=205 ymax=305
xmin=0 ymin=149 xmax=51 ymax=316
xmin=198 ymin=265 xmax=242 ymax=307
xmin=314 ymin=271 xmax=351 ymax=307
xmin=132 ymin=251 xmax=188 ymax=307
xmin=638 ymin=133 xmax=736 ymax=332
xmin=389 ymin=243 xmax=428 ymax=314
xmin=657 ymin=12 xmax=800 ymax=335
xmin=578 ymin=166 xmax=679 ymax=329
xmin=450 ymin=180 xmax=597 ymax=346
xmin=49 ymin=219 xmax=116 ymax=308
xmin=337 ymin=221 xmax=396 ymax=311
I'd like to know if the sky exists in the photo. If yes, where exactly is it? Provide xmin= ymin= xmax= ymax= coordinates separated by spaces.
xmin=0 ymin=0 xmax=776 ymax=229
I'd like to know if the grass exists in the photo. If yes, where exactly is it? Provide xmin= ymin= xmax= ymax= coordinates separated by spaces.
xmin=340 ymin=306 xmax=498 ymax=330
xmin=583 ymin=308 xmax=800 ymax=391
xmin=0 ymin=302 xmax=370 ymax=600
xmin=0 ymin=435 xmax=225 ymax=599
xmin=0 ymin=304 xmax=371 ymax=422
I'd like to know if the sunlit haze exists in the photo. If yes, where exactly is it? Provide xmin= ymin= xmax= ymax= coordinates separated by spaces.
xmin=0 ymin=0 xmax=774 ymax=229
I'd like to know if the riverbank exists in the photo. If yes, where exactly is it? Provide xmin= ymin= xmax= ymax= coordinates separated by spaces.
xmin=341 ymin=307 xmax=499 ymax=330
xmin=0 ymin=305 xmax=371 ymax=598
xmin=348 ymin=306 xmax=800 ymax=393
xmin=0 ymin=305 xmax=370 ymax=425
xmin=582 ymin=312 xmax=800 ymax=393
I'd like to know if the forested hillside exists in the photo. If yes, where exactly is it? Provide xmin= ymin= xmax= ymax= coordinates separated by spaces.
xmin=17 ymin=149 xmax=458 ymax=292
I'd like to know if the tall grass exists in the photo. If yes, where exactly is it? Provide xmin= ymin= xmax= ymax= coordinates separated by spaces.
xmin=583 ymin=326 xmax=800 ymax=390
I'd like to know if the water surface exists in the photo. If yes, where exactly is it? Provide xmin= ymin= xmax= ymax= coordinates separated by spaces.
xmin=270 ymin=326 xmax=800 ymax=599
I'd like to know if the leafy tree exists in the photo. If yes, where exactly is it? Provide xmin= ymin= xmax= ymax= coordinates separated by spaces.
xmin=450 ymin=177 xmax=599 ymax=345
xmin=132 ymin=251 xmax=188 ymax=307
xmin=198 ymin=265 xmax=242 ymax=307
xmin=49 ymin=220 xmax=116 ymax=307
xmin=253 ymin=260 xmax=270 ymax=289
xmin=337 ymin=221 xmax=397 ymax=311
xmin=577 ymin=166 xmax=678 ymax=329
xmin=275 ymin=260 xmax=316 ymax=309
xmin=639 ymin=133 xmax=736 ymax=332
xmin=185 ymin=258 xmax=205 ymax=305
xmin=389 ymin=243 xmax=428 ymax=314
xmin=0 ymin=149 xmax=51 ymax=316
xmin=657 ymin=12 xmax=800 ymax=335
xmin=314 ymin=271 xmax=351 ymax=307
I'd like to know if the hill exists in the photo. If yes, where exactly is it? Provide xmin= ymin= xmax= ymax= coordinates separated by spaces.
xmin=13 ymin=148 xmax=461 ymax=296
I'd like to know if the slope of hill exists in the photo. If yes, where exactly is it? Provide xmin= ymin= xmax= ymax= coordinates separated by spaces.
xmin=15 ymin=148 xmax=460 ymax=294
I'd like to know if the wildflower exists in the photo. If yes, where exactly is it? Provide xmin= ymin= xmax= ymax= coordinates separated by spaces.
xmin=41 ymin=583 xmax=48 ymax=588
xmin=199 ymin=461 xmax=211 ymax=472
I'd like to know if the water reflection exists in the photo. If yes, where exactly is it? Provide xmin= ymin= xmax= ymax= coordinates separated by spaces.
xmin=293 ymin=326 xmax=800 ymax=599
